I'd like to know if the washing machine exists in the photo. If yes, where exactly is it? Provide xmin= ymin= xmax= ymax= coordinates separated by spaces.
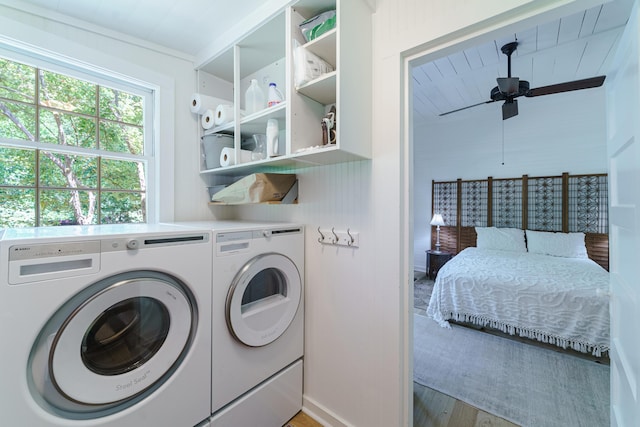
xmin=182 ymin=221 xmax=304 ymax=427
xmin=0 ymin=224 xmax=213 ymax=426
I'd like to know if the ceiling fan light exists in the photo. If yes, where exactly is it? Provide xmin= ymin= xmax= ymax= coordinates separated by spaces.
xmin=497 ymin=77 xmax=520 ymax=95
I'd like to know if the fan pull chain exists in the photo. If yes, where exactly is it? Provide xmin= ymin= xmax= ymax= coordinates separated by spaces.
xmin=501 ymin=119 xmax=505 ymax=165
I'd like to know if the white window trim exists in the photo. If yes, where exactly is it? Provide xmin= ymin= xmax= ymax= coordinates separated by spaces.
xmin=0 ymin=37 xmax=165 ymax=224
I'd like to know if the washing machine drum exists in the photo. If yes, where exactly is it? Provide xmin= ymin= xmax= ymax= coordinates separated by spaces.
xmin=226 ymin=253 xmax=301 ymax=347
xmin=28 ymin=271 xmax=197 ymax=417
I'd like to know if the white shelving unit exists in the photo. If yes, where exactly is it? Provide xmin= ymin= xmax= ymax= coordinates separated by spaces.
xmin=196 ymin=0 xmax=372 ymax=182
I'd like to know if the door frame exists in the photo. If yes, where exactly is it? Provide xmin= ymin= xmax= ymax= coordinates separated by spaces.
xmin=399 ymin=1 xmax=627 ymax=425
xmin=605 ymin=0 xmax=640 ymax=424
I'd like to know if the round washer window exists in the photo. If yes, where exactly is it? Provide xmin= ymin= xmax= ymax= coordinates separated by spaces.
xmin=226 ymin=253 xmax=301 ymax=347
xmin=241 ymin=268 xmax=287 ymax=308
xmin=81 ymin=297 xmax=170 ymax=376
xmin=28 ymin=270 xmax=197 ymax=416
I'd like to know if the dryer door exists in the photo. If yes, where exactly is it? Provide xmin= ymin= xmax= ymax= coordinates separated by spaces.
xmin=29 ymin=271 xmax=196 ymax=415
xmin=226 ymin=253 xmax=301 ymax=347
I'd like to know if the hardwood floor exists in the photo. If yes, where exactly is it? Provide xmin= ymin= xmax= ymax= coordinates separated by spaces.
xmin=284 ymin=411 xmax=323 ymax=427
xmin=285 ymin=385 xmax=519 ymax=427
xmin=413 ymin=382 xmax=520 ymax=427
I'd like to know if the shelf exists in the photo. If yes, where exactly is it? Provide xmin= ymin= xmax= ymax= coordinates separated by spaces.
xmin=302 ymin=28 xmax=336 ymax=67
xmin=197 ymin=0 xmax=372 ymax=183
xmin=296 ymin=71 xmax=337 ymax=105
xmin=240 ymin=102 xmax=287 ymax=136
xmin=202 ymin=103 xmax=287 ymax=137
xmin=200 ymin=12 xmax=286 ymax=80
xmin=238 ymin=12 xmax=286 ymax=79
xmin=204 ymin=122 xmax=234 ymax=135
xmin=211 ymin=199 xmax=298 ymax=205
xmin=200 ymin=155 xmax=299 ymax=175
xmin=200 ymin=144 xmax=368 ymax=177
xmin=199 ymin=49 xmax=234 ymax=83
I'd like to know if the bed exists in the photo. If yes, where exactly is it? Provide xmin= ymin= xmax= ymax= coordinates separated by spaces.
xmin=426 ymin=227 xmax=610 ymax=356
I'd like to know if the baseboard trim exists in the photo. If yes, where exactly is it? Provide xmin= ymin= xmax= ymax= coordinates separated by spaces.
xmin=302 ymin=395 xmax=354 ymax=427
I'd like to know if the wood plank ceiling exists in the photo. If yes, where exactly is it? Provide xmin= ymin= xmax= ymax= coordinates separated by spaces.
xmin=412 ymin=1 xmax=633 ymax=125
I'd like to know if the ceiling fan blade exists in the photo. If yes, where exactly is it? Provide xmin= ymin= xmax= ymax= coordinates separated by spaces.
xmin=526 ymin=76 xmax=606 ymax=97
xmin=439 ymin=99 xmax=496 ymax=117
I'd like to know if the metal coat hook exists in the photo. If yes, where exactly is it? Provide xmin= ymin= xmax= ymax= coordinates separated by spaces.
xmin=316 ymin=227 xmax=360 ymax=248
xmin=331 ymin=227 xmax=339 ymax=244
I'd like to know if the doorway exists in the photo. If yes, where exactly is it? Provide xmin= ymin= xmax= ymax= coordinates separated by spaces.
xmin=405 ymin=1 xmax=633 ymax=425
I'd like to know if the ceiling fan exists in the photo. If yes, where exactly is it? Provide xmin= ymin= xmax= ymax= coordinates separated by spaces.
xmin=440 ymin=41 xmax=606 ymax=120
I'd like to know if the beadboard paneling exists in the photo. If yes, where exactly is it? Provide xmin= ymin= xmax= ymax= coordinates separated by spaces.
xmin=232 ymin=161 xmax=388 ymax=426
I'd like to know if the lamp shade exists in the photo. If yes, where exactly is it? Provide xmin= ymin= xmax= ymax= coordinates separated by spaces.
xmin=430 ymin=213 xmax=445 ymax=226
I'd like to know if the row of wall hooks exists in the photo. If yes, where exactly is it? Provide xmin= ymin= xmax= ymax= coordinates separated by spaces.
xmin=317 ymin=227 xmax=360 ymax=248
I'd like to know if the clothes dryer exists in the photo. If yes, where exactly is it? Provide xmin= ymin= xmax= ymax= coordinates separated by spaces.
xmin=0 ymin=224 xmax=213 ymax=427
xmin=182 ymin=221 xmax=304 ymax=427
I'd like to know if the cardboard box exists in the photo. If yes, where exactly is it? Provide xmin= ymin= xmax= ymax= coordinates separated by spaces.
xmin=211 ymin=173 xmax=296 ymax=204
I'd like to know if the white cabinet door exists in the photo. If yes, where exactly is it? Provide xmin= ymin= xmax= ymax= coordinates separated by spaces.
xmin=606 ymin=0 xmax=640 ymax=425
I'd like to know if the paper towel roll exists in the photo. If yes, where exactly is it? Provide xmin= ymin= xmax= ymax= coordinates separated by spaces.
xmin=190 ymin=93 xmax=230 ymax=115
xmin=219 ymin=147 xmax=252 ymax=167
xmin=215 ymin=104 xmax=234 ymax=126
xmin=201 ymin=109 xmax=216 ymax=130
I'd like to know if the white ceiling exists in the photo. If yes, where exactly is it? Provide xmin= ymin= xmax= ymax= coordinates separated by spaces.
xmin=412 ymin=0 xmax=634 ymax=124
xmin=1 ymin=0 xmax=633 ymax=125
xmin=0 ymin=0 xmax=269 ymax=57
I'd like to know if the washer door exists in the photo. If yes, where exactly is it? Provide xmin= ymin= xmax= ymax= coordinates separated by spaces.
xmin=226 ymin=253 xmax=301 ymax=347
xmin=29 ymin=271 xmax=196 ymax=416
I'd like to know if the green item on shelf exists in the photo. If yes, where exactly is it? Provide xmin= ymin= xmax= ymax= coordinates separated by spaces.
xmin=300 ymin=10 xmax=336 ymax=42
xmin=308 ymin=14 xmax=336 ymax=41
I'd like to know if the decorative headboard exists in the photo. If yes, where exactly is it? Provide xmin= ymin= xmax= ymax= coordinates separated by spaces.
xmin=431 ymin=172 xmax=609 ymax=271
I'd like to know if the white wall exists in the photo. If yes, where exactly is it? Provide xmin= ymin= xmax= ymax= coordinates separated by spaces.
xmin=231 ymin=162 xmax=380 ymax=426
xmin=413 ymin=87 xmax=608 ymax=271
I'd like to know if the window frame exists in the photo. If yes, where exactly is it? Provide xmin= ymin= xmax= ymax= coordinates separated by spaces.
xmin=0 ymin=43 xmax=158 ymax=227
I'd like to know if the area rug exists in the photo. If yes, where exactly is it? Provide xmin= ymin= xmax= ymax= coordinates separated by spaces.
xmin=413 ymin=313 xmax=610 ymax=427
xmin=413 ymin=274 xmax=433 ymax=312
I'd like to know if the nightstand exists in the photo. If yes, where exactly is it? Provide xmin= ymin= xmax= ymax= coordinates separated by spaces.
xmin=426 ymin=250 xmax=453 ymax=280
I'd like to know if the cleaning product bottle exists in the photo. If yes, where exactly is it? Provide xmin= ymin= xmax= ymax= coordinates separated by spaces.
xmin=245 ymin=79 xmax=265 ymax=115
xmin=267 ymin=82 xmax=284 ymax=107
xmin=266 ymin=119 xmax=279 ymax=157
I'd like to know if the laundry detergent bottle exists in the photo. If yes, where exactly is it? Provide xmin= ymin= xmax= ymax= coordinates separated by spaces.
xmin=267 ymin=82 xmax=284 ymax=107
xmin=245 ymin=79 xmax=265 ymax=115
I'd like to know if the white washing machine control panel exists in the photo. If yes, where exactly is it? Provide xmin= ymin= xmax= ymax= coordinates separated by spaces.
xmin=9 ymin=240 xmax=100 ymax=261
xmin=8 ymin=233 xmax=210 ymax=285
xmin=8 ymin=241 xmax=101 ymax=285
xmin=102 ymin=233 xmax=209 ymax=252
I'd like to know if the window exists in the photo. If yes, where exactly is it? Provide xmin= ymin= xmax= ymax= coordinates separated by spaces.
xmin=0 ymin=52 xmax=153 ymax=227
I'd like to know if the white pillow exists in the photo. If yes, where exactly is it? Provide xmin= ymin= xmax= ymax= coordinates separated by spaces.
xmin=525 ymin=230 xmax=589 ymax=259
xmin=475 ymin=227 xmax=527 ymax=252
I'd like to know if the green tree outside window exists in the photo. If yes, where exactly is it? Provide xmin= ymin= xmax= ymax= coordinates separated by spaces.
xmin=0 ymin=56 xmax=148 ymax=227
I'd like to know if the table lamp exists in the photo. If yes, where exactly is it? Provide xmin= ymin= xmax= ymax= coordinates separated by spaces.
xmin=430 ymin=213 xmax=445 ymax=253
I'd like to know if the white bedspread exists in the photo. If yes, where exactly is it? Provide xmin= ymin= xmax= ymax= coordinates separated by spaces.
xmin=427 ymin=247 xmax=610 ymax=356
